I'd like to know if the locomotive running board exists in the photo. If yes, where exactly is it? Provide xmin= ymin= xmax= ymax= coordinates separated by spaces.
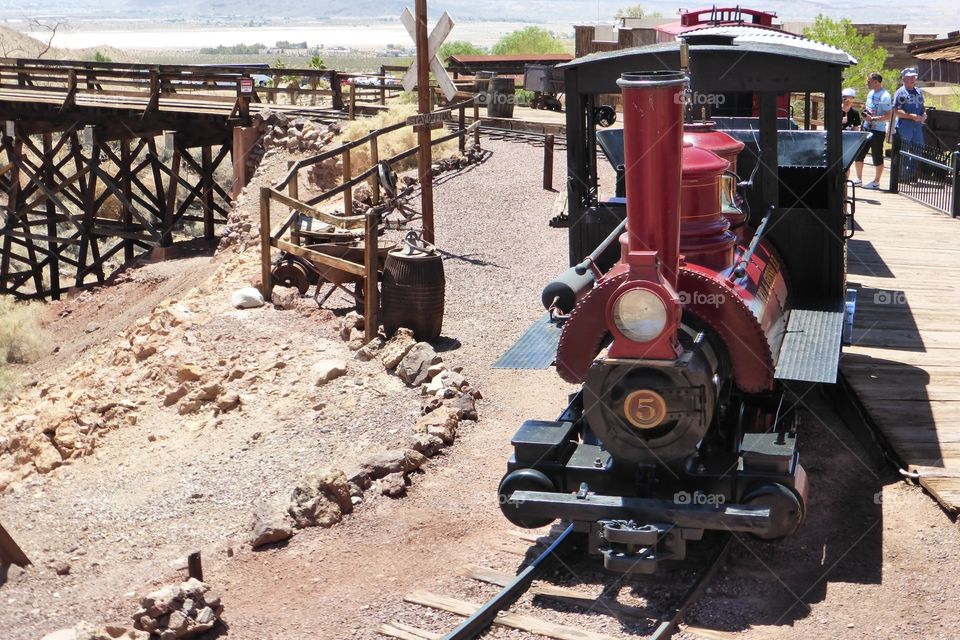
xmin=775 ymin=302 xmax=846 ymax=385
xmin=492 ymin=313 xmax=562 ymax=369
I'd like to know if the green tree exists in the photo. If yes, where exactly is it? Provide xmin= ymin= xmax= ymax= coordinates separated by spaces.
xmin=438 ymin=40 xmax=482 ymax=63
xmin=93 ymin=51 xmax=111 ymax=62
xmin=491 ymin=27 xmax=565 ymax=56
xmin=803 ymin=15 xmax=889 ymax=85
xmin=309 ymin=55 xmax=326 ymax=70
xmin=615 ymin=5 xmax=661 ymax=19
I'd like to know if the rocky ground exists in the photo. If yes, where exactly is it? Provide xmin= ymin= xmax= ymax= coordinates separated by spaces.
xmin=1 ymin=135 xmax=960 ymax=640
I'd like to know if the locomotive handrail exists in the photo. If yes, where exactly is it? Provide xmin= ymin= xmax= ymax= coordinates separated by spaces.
xmin=732 ymin=209 xmax=772 ymax=279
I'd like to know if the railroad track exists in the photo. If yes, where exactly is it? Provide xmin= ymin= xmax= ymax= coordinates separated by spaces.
xmin=377 ymin=526 xmax=732 ymax=640
xmin=478 ymin=126 xmax=567 ymax=149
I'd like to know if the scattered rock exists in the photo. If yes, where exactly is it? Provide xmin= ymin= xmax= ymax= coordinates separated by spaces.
xmin=30 ymin=436 xmax=64 ymax=473
xmin=380 ymin=472 xmax=407 ymax=498
xmin=355 ymin=336 xmax=385 ymax=361
xmin=288 ymin=469 xmax=353 ymax=528
xmin=192 ymin=383 xmax=222 ymax=402
xmin=407 ymin=433 xmax=446 ymax=458
xmin=216 ymin=392 xmax=241 ymax=413
xmin=85 ymin=322 xmax=100 ymax=334
xmin=396 ymin=342 xmax=441 ymax=386
xmin=177 ymin=365 xmax=203 ymax=383
xmin=133 ymin=578 xmax=222 ymax=639
xmin=54 ymin=561 xmax=71 ymax=576
xmin=271 ymin=286 xmax=299 ymax=310
xmin=359 ymin=449 xmax=428 ymax=480
xmin=339 ymin=311 xmax=364 ymax=341
xmin=311 ymin=359 xmax=347 ymax=386
xmin=415 ymin=410 xmax=460 ymax=445
xmin=444 ymin=392 xmax=478 ymax=421
xmin=249 ymin=501 xmax=294 ymax=549
xmin=380 ymin=328 xmax=416 ymax=369
xmin=164 ymin=385 xmax=189 ymax=407
xmin=231 ymin=287 xmax=265 ymax=309
xmin=133 ymin=344 xmax=157 ymax=361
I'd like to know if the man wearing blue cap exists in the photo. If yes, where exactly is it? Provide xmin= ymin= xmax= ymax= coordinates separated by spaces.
xmin=894 ymin=67 xmax=926 ymax=181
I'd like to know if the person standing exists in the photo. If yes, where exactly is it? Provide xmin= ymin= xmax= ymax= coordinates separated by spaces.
xmin=841 ymin=88 xmax=862 ymax=131
xmin=855 ymin=72 xmax=892 ymax=189
xmin=894 ymin=67 xmax=927 ymax=181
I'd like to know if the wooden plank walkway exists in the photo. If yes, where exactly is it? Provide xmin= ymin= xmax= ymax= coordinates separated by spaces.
xmin=841 ymin=175 xmax=960 ymax=512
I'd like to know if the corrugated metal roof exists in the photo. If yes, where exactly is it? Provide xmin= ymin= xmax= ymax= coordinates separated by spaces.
xmin=680 ymin=25 xmax=857 ymax=65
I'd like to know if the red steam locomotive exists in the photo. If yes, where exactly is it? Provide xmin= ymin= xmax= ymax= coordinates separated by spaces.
xmin=496 ymin=28 xmax=869 ymax=573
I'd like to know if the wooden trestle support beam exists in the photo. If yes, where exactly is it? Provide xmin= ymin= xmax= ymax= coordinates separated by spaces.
xmin=0 ymin=122 xmax=233 ymax=299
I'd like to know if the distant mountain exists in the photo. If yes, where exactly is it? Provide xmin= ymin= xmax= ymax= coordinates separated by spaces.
xmin=0 ymin=0 xmax=610 ymax=22
xmin=0 ymin=0 xmax=952 ymax=35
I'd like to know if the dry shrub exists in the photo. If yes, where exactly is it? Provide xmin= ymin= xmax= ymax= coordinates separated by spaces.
xmin=338 ymin=105 xmax=459 ymax=181
xmin=310 ymin=104 xmax=459 ymax=192
xmin=0 ymin=296 xmax=46 ymax=395
xmin=0 ymin=297 xmax=45 ymax=364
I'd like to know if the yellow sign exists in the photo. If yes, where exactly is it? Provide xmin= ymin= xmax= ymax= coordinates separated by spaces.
xmin=623 ymin=389 xmax=668 ymax=430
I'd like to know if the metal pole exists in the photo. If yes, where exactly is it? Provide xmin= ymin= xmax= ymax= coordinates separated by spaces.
xmin=415 ymin=0 xmax=436 ymax=244
xmin=890 ymin=132 xmax=901 ymax=194
xmin=543 ymin=133 xmax=555 ymax=191
xmin=952 ymin=143 xmax=960 ymax=218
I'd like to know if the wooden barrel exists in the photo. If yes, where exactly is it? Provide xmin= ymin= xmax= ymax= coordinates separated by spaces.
xmin=381 ymin=240 xmax=445 ymax=342
xmin=487 ymin=77 xmax=516 ymax=118
xmin=475 ymin=71 xmax=496 ymax=107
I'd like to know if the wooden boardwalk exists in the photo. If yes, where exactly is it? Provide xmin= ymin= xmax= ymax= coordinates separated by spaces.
xmin=841 ymin=177 xmax=960 ymax=512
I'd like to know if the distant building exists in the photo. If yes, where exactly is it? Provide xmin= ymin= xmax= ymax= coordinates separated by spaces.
xmin=909 ymin=31 xmax=960 ymax=85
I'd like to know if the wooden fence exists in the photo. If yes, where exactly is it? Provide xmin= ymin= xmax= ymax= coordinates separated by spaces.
xmin=259 ymin=97 xmax=480 ymax=341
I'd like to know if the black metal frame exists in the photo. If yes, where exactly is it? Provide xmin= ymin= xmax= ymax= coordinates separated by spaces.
xmin=890 ymin=133 xmax=960 ymax=217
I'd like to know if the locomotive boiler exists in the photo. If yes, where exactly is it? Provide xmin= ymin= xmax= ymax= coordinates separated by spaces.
xmin=495 ymin=29 xmax=868 ymax=574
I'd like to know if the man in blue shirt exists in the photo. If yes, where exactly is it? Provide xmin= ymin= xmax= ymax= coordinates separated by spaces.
xmin=895 ymin=67 xmax=926 ymax=181
xmin=855 ymin=72 xmax=893 ymax=190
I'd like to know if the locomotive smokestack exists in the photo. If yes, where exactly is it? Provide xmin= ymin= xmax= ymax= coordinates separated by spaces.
xmin=616 ymin=70 xmax=687 ymax=287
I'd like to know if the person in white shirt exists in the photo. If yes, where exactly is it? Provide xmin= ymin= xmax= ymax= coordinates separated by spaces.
xmin=854 ymin=72 xmax=893 ymax=190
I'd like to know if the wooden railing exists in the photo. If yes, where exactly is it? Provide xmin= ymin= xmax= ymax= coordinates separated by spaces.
xmin=260 ymin=97 xmax=480 ymax=341
xmin=0 ymin=58 xmax=343 ymax=120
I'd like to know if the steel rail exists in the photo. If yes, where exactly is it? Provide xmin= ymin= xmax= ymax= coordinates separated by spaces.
xmin=649 ymin=532 xmax=733 ymax=640
xmin=441 ymin=522 xmax=576 ymax=640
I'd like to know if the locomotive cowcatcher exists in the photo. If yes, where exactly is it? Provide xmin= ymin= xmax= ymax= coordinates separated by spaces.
xmin=495 ymin=27 xmax=870 ymax=574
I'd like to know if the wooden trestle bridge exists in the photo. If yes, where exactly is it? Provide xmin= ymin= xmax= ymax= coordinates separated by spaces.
xmin=0 ymin=58 xmax=346 ymax=299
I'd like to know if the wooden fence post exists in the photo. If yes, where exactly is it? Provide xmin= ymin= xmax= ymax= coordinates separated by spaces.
xmin=543 ymin=133 xmax=554 ymax=191
xmin=260 ymin=187 xmax=273 ymax=300
xmin=458 ymin=105 xmax=466 ymax=153
xmin=342 ymin=144 xmax=353 ymax=214
xmin=380 ymin=65 xmax=387 ymax=105
xmin=349 ymin=85 xmax=356 ymax=120
xmin=287 ymin=159 xmax=301 ymax=245
xmin=369 ymin=131 xmax=380 ymax=206
xmin=363 ymin=210 xmax=380 ymax=342
xmin=473 ymin=102 xmax=481 ymax=148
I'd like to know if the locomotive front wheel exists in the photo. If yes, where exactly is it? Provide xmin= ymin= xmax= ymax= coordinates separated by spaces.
xmin=498 ymin=469 xmax=556 ymax=529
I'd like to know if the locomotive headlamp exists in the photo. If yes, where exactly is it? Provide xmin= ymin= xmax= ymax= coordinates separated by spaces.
xmin=612 ymin=288 xmax=668 ymax=343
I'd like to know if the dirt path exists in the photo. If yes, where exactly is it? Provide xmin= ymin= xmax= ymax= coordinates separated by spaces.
xmin=3 ymin=138 xmax=960 ymax=640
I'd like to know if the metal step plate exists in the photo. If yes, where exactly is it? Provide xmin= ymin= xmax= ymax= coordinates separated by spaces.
xmin=775 ymin=303 xmax=845 ymax=384
xmin=492 ymin=313 xmax=562 ymax=369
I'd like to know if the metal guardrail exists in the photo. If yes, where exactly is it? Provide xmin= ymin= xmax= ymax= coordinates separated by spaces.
xmin=890 ymin=133 xmax=960 ymax=217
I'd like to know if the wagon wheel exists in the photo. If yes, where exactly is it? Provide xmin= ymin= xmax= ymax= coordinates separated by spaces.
xmin=272 ymin=257 xmax=311 ymax=294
